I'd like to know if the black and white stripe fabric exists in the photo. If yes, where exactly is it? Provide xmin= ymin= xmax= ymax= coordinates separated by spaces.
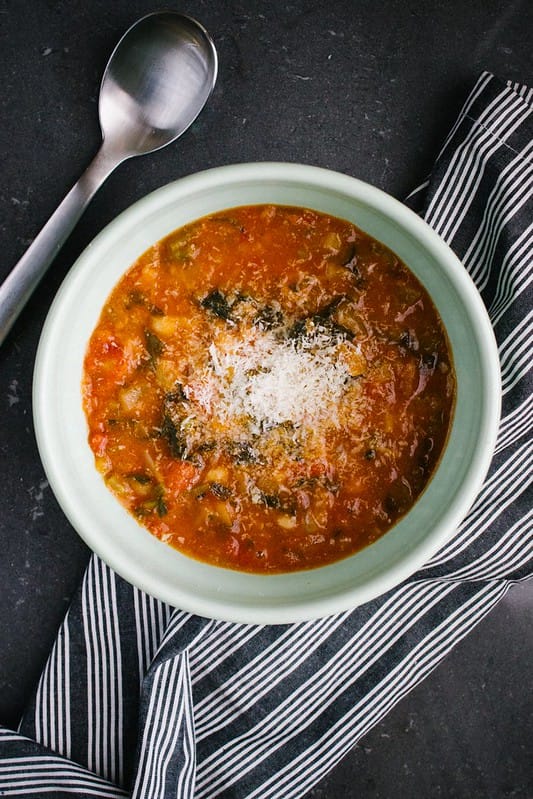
xmin=1 ymin=71 xmax=531 ymax=798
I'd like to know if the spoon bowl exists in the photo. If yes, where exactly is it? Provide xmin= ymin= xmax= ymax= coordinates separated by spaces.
xmin=0 ymin=12 xmax=217 ymax=345
xmin=100 ymin=12 xmax=218 ymax=155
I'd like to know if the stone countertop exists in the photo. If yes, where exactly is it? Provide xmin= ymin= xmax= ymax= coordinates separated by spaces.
xmin=0 ymin=1 xmax=531 ymax=796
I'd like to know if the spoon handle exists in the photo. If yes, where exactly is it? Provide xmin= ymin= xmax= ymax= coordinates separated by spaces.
xmin=0 ymin=144 xmax=122 ymax=347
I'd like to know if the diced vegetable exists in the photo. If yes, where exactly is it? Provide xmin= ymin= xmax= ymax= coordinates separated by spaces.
xmin=119 ymin=385 xmax=143 ymax=413
xmin=144 ymin=329 xmax=164 ymax=366
xmin=205 ymin=465 xmax=229 ymax=483
xmin=210 ymin=482 xmax=232 ymax=499
xmin=151 ymin=315 xmax=180 ymax=338
xmin=161 ymin=414 xmax=186 ymax=458
xmin=276 ymin=514 xmax=297 ymax=529
xmin=201 ymin=290 xmax=232 ymax=320
xmin=322 ymin=231 xmax=342 ymax=251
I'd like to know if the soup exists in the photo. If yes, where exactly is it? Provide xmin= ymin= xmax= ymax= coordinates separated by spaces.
xmin=83 ymin=205 xmax=455 ymax=572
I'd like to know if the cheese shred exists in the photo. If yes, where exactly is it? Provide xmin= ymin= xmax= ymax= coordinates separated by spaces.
xmin=194 ymin=327 xmax=353 ymax=443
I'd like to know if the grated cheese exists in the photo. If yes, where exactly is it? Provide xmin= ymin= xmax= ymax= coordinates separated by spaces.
xmin=193 ymin=326 xmax=354 ymax=445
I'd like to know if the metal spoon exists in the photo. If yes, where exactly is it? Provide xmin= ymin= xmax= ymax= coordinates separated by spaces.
xmin=0 ymin=11 xmax=217 ymax=346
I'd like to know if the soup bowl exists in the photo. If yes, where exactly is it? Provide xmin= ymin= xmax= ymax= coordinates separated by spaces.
xmin=33 ymin=163 xmax=501 ymax=623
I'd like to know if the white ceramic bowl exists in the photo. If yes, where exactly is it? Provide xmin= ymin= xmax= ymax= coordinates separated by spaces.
xmin=33 ymin=163 xmax=501 ymax=623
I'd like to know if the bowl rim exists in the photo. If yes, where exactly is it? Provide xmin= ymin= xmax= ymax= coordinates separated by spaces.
xmin=33 ymin=161 xmax=501 ymax=623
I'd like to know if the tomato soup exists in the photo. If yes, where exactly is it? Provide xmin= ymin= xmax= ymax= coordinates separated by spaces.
xmin=83 ymin=205 xmax=455 ymax=573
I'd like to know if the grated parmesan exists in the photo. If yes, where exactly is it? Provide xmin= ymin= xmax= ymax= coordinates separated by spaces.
xmin=192 ymin=326 xmax=354 ymax=445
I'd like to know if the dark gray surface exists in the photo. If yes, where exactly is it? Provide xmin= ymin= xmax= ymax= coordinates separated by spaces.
xmin=0 ymin=0 xmax=531 ymax=795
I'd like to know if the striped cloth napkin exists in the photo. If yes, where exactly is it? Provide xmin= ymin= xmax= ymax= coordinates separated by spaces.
xmin=1 ymin=70 xmax=531 ymax=798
